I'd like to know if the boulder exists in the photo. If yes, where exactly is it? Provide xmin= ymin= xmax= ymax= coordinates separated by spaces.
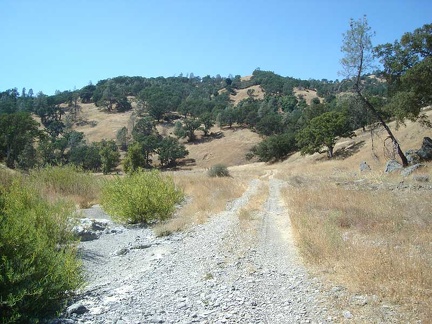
xmin=384 ymin=160 xmax=403 ymax=173
xmin=417 ymin=137 xmax=432 ymax=161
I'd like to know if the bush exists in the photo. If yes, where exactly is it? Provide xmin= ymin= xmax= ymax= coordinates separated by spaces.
xmin=101 ymin=170 xmax=184 ymax=224
xmin=207 ymin=164 xmax=230 ymax=177
xmin=0 ymin=180 xmax=83 ymax=323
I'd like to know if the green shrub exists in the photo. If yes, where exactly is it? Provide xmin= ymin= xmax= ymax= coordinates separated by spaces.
xmin=0 ymin=181 xmax=83 ymax=323
xmin=101 ymin=170 xmax=184 ymax=224
xmin=207 ymin=164 xmax=230 ymax=177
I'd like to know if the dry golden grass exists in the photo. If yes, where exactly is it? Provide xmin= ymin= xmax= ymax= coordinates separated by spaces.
xmin=230 ymin=85 xmax=265 ymax=105
xmin=72 ymin=101 xmax=133 ymax=143
xmin=284 ymin=183 xmax=432 ymax=321
xmin=153 ymin=171 xmax=248 ymax=236
xmin=293 ymin=87 xmax=323 ymax=104
xmin=182 ymin=126 xmax=262 ymax=168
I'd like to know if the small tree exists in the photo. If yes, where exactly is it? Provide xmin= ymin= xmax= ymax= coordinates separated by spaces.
xmin=157 ymin=137 xmax=188 ymax=168
xmin=199 ymin=112 xmax=215 ymax=136
xmin=116 ymin=126 xmax=129 ymax=151
xmin=98 ymin=139 xmax=120 ymax=174
xmin=174 ymin=118 xmax=201 ymax=142
xmin=248 ymin=132 xmax=297 ymax=162
xmin=340 ymin=16 xmax=408 ymax=165
xmin=296 ymin=111 xmax=355 ymax=158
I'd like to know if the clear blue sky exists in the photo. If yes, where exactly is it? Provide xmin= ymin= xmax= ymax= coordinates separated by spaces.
xmin=1 ymin=0 xmax=431 ymax=95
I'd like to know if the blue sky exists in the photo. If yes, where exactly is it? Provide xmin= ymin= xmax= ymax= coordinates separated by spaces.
xmin=1 ymin=0 xmax=431 ymax=95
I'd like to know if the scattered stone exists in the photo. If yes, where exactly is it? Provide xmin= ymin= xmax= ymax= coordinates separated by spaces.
xmin=400 ymin=163 xmax=424 ymax=177
xmin=131 ymin=243 xmax=152 ymax=250
xmin=413 ymin=174 xmax=429 ymax=182
xmin=351 ymin=295 xmax=368 ymax=306
xmin=66 ymin=302 xmax=88 ymax=316
xmin=384 ymin=160 xmax=403 ymax=173
xmin=343 ymin=310 xmax=353 ymax=319
xmin=359 ymin=161 xmax=371 ymax=172
xmin=114 ymin=247 xmax=130 ymax=256
xmin=72 ymin=225 xmax=100 ymax=241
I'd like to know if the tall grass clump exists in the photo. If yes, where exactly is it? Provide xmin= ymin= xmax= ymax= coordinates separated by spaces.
xmin=207 ymin=164 xmax=230 ymax=177
xmin=28 ymin=165 xmax=102 ymax=208
xmin=0 ymin=180 xmax=83 ymax=323
xmin=101 ymin=170 xmax=184 ymax=224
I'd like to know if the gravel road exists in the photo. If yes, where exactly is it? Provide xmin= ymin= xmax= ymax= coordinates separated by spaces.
xmin=53 ymin=176 xmax=335 ymax=323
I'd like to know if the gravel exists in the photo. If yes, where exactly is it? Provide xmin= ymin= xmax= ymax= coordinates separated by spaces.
xmin=52 ymin=178 xmax=335 ymax=323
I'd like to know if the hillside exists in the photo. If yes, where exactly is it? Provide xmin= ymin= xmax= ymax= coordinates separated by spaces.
xmin=71 ymin=100 xmax=262 ymax=169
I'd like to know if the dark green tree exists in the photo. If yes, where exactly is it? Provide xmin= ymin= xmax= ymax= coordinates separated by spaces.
xmin=0 ymin=112 xmax=40 ymax=168
xmin=157 ymin=137 xmax=188 ymax=167
xmin=174 ymin=118 xmax=201 ymax=142
xmin=79 ymin=84 xmax=96 ymax=103
xmin=69 ymin=143 xmax=101 ymax=171
xmin=296 ymin=111 xmax=355 ymax=158
xmin=199 ymin=112 xmax=215 ymax=136
xmin=375 ymin=23 xmax=432 ymax=126
xmin=98 ymin=139 xmax=120 ymax=174
xmin=123 ymin=142 xmax=147 ymax=173
xmin=248 ymin=132 xmax=297 ymax=162
xmin=116 ymin=126 xmax=129 ymax=151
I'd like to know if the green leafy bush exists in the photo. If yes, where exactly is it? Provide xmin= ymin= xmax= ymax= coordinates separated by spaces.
xmin=207 ymin=164 xmax=230 ymax=177
xmin=0 ymin=180 xmax=83 ymax=323
xmin=101 ymin=170 xmax=184 ymax=224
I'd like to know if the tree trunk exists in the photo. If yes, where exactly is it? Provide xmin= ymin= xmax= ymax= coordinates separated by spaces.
xmin=357 ymin=92 xmax=408 ymax=166
xmin=327 ymin=146 xmax=334 ymax=159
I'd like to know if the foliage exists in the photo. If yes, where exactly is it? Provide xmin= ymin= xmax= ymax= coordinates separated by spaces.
xmin=375 ymin=23 xmax=432 ymax=126
xmin=101 ymin=170 xmax=184 ymax=224
xmin=248 ymin=132 xmax=297 ymax=162
xmin=255 ymin=113 xmax=284 ymax=136
xmin=116 ymin=126 xmax=129 ymax=151
xmin=123 ymin=142 xmax=148 ymax=173
xmin=0 ymin=112 xmax=41 ymax=168
xmin=132 ymin=116 xmax=156 ymax=143
xmin=69 ymin=143 xmax=102 ymax=171
xmin=98 ymin=139 xmax=120 ymax=174
xmin=157 ymin=137 xmax=188 ymax=167
xmin=207 ymin=164 xmax=230 ymax=177
xmin=174 ymin=118 xmax=201 ymax=142
xmin=0 ymin=180 xmax=83 ymax=323
xmin=138 ymin=85 xmax=181 ymax=121
xmin=296 ymin=111 xmax=355 ymax=158
xmin=199 ymin=112 xmax=215 ymax=136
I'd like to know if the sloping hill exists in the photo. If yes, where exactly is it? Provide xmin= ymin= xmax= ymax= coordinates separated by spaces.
xmin=72 ymin=102 xmax=262 ymax=169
